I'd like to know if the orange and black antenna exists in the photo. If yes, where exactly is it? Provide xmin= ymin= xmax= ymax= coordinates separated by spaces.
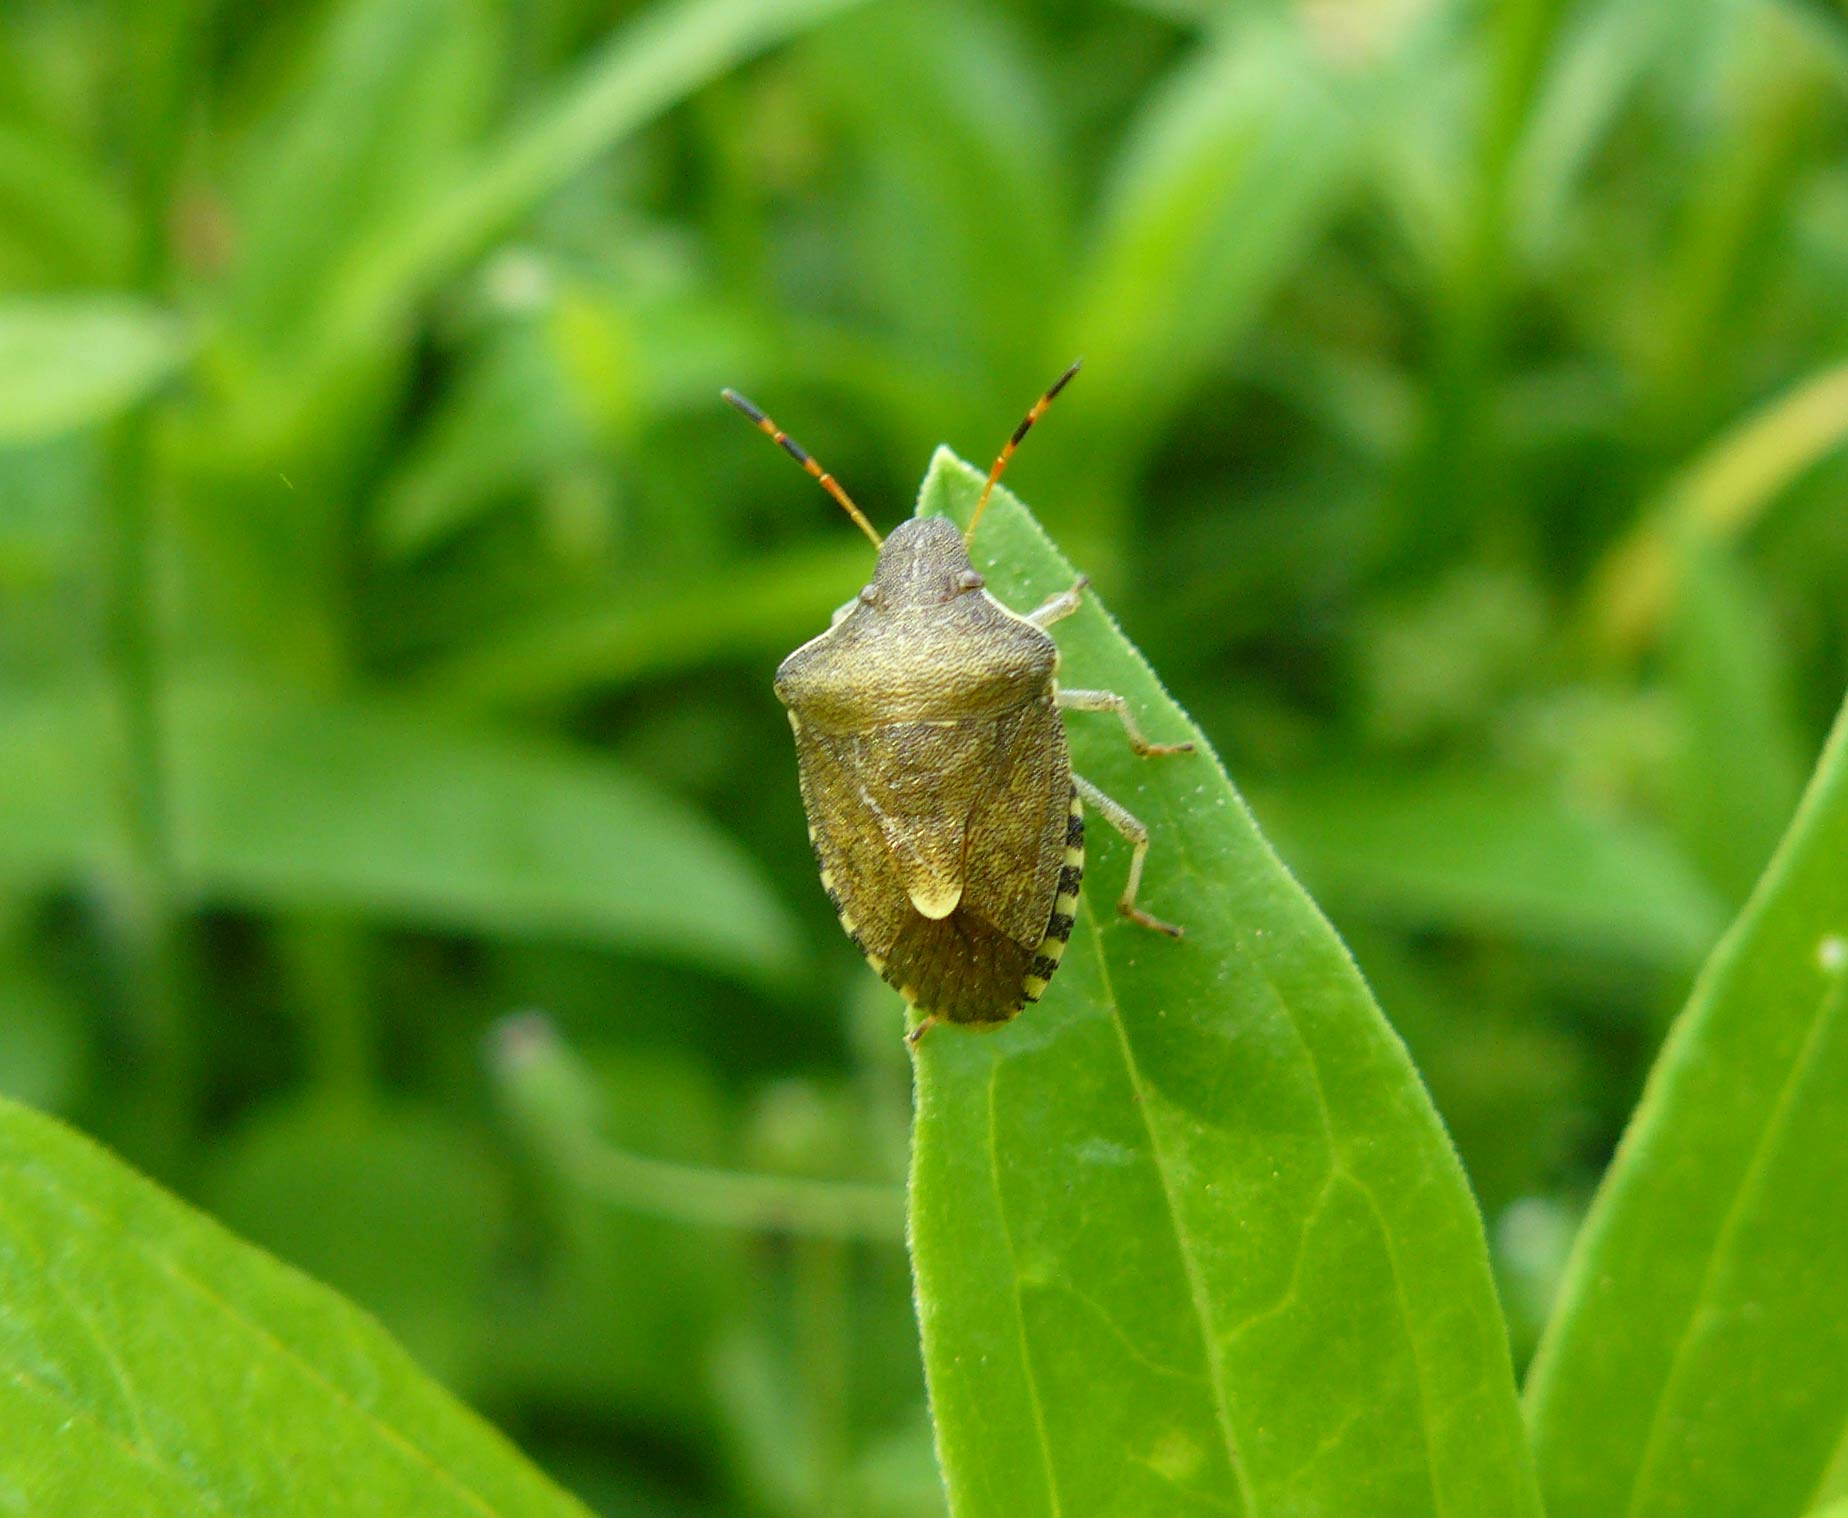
xmin=965 ymin=359 xmax=1082 ymax=547
xmin=722 ymin=389 xmax=883 ymax=548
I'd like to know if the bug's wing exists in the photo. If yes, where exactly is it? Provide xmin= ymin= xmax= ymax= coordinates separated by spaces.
xmin=791 ymin=720 xmax=952 ymax=965
xmin=958 ymin=701 xmax=1070 ymax=947
xmin=878 ymin=703 xmax=1072 ymax=1024
xmin=794 ymin=704 xmax=1074 ymax=1025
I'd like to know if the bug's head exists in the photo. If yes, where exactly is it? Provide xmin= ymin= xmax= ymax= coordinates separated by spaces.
xmin=864 ymin=516 xmax=986 ymax=610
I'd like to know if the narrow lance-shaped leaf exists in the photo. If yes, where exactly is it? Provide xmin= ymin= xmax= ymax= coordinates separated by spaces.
xmin=1525 ymin=686 xmax=1848 ymax=1518
xmin=906 ymin=451 xmax=1543 ymax=1518
xmin=1252 ymin=767 xmax=1726 ymax=969
xmin=1051 ymin=22 xmax=1357 ymax=540
xmin=1588 ymin=360 xmax=1848 ymax=650
xmin=0 ymin=1096 xmax=590 ymax=1517
xmin=0 ymin=680 xmax=801 ymax=987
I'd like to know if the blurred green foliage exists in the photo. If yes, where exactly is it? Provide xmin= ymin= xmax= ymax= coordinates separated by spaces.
xmin=1 ymin=0 xmax=1846 ymax=1512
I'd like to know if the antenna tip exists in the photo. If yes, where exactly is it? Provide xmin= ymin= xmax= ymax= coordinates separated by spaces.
xmin=721 ymin=387 xmax=765 ymax=424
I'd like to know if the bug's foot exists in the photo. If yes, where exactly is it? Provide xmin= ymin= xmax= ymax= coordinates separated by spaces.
xmin=1121 ymin=900 xmax=1183 ymax=938
xmin=1133 ymin=737 xmax=1195 ymax=756
xmin=906 ymin=1014 xmax=939 ymax=1048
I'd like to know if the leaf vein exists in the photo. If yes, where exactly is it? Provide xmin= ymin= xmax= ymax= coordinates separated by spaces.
xmin=1089 ymin=911 xmax=1257 ymax=1515
xmin=5 ymin=1365 xmax=226 ymax=1510
xmin=1242 ymin=949 xmax=1447 ymax=1512
xmin=984 ymin=1064 xmax=1065 ymax=1518
xmin=1 ymin=1153 xmax=517 ymax=1518
xmin=0 ymin=1184 xmax=157 ymax=1456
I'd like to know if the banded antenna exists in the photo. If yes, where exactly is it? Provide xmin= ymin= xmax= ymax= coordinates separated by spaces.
xmin=965 ymin=359 xmax=1083 ymax=547
xmin=722 ymin=389 xmax=883 ymax=549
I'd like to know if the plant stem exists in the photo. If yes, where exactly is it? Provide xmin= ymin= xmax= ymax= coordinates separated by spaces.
xmin=554 ymin=1129 xmax=905 ymax=1242
xmin=100 ymin=411 xmax=194 ymax=1173
xmin=494 ymin=1015 xmax=905 ymax=1241
xmin=97 ymin=0 xmax=214 ymax=1174
xmin=797 ymin=1236 xmax=851 ymax=1512
xmin=277 ymin=915 xmax=375 ymax=1107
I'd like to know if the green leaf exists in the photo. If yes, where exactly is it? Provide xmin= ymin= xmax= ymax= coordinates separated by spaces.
xmin=413 ymin=542 xmax=871 ymax=711
xmin=1524 ymin=688 xmax=1848 ymax=1517
xmin=0 ymin=297 xmax=186 ymax=448
xmin=0 ymin=680 xmax=801 ymax=985
xmin=811 ymin=1 xmax=1069 ymax=390
xmin=907 ymin=451 xmax=1542 ymax=1518
xmin=1508 ymin=0 xmax=1679 ymax=264
xmin=0 ymin=684 xmax=113 ymax=880
xmin=0 ymin=1095 xmax=589 ymax=1516
xmin=169 ymin=683 xmax=801 ymax=982
xmin=1253 ymin=768 xmax=1728 ymax=968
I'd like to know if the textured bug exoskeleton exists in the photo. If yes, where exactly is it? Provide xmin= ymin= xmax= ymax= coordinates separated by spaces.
xmin=724 ymin=364 xmax=1191 ymax=1042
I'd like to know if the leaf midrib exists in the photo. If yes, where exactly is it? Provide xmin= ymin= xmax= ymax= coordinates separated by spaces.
xmin=1089 ymin=911 xmax=1258 ymax=1515
xmin=984 ymin=1065 xmax=1065 ymax=1518
xmin=999 ymin=629 xmax=1456 ymax=1515
xmin=1096 ymin=724 xmax=1457 ymax=1515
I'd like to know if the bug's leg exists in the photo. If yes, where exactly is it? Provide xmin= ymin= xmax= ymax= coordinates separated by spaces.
xmin=1072 ymin=774 xmax=1181 ymax=937
xmin=1025 ymin=575 xmax=1089 ymax=629
xmin=906 ymin=1013 xmax=940 ymax=1048
xmin=1057 ymin=686 xmax=1195 ymax=756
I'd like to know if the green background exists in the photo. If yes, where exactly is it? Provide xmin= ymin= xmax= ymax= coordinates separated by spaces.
xmin=3 ymin=0 xmax=1847 ymax=1513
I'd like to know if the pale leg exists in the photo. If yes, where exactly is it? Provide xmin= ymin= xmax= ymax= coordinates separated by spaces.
xmin=1057 ymin=686 xmax=1194 ymax=756
xmin=1025 ymin=575 xmax=1089 ymax=628
xmin=1073 ymin=774 xmax=1182 ymax=937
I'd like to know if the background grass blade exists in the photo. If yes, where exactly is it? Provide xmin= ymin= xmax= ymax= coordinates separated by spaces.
xmin=308 ymin=0 xmax=869 ymax=379
xmin=168 ymin=683 xmax=801 ymax=983
xmin=0 ymin=1095 xmax=591 ymax=1517
xmin=1589 ymin=361 xmax=1848 ymax=651
xmin=907 ymin=451 xmax=1542 ymax=1518
xmin=1524 ymin=686 xmax=1848 ymax=1518
xmin=0 ymin=298 xmax=186 ymax=447
xmin=0 ymin=679 xmax=801 ymax=985
xmin=223 ymin=0 xmax=493 ymax=357
xmin=1253 ymin=768 xmax=1726 ymax=968
xmin=411 ymin=541 xmax=871 ymax=712
xmin=1059 ymin=19 xmax=1358 ymax=533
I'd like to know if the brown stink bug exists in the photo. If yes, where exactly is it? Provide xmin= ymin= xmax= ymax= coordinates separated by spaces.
xmin=723 ymin=363 xmax=1192 ymax=1043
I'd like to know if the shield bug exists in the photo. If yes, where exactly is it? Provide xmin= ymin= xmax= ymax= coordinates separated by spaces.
xmin=723 ymin=363 xmax=1192 ymax=1043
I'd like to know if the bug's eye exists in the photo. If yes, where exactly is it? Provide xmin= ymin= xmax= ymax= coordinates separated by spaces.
xmin=956 ymin=570 xmax=985 ymax=594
